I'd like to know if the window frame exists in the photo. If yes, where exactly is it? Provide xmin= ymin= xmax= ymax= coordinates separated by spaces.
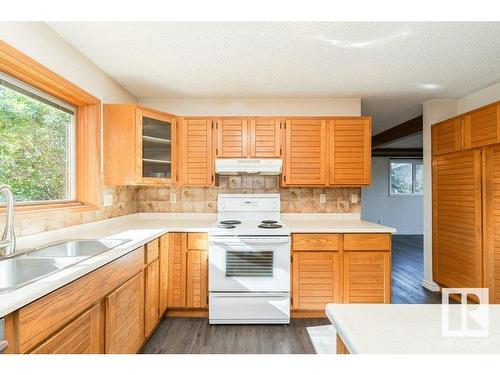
xmin=1 ymin=71 xmax=78 ymax=205
xmin=388 ymin=158 xmax=423 ymax=197
xmin=0 ymin=40 xmax=102 ymax=214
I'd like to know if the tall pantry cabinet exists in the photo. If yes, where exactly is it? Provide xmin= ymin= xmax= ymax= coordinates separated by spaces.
xmin=432 ymin=101 xmax=500 ymax=302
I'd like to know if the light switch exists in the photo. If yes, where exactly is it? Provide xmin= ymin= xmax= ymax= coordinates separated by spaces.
xmin=170 ymin=193 xmax=177 ymax=203
xmin=103 ymin=194 xmax=113 ymax=207
xmin=351 ymin=194 xmax=358 ymax=204
xmin=319 ymin=194 xmax=326 ymax=204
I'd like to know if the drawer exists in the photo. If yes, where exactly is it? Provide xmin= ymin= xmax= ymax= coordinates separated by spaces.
xmin=187 ymin=233 xmax=208 ymax=251
xmin=145 ymin=239 xmax=159 ymax=264
xmin=343 ymin=234 xmax=391 ymax=251
xmin=292 ymin=233 xmax=340 ymax=251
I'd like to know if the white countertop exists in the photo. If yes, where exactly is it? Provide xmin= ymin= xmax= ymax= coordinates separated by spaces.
xmin=326 ymin=303 xmax=500 ymax=354
xmin=282 ymin=213 xmax=396 ymax=233
xmin=1 ymin=213 xmax=394 ymax=317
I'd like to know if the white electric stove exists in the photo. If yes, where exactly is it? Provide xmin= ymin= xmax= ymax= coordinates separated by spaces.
xmin=208 ymin=194 xmax=291 ymax=324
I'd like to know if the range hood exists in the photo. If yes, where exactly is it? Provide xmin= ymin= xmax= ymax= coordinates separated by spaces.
xmin=215 ymin=159 xmax=282 ymax=175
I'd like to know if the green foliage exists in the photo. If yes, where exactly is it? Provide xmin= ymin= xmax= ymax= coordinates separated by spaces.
xmin=0 ymin=84 xmax=72 ymax=202
xmin=390 ymin=162 xmax=412 ymax=194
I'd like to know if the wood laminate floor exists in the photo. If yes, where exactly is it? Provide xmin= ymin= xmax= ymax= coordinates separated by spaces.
xmin=142 ymin=235 xmax=440 ymax=354
xmin=391 ymin=235 xmax=442 ymax=304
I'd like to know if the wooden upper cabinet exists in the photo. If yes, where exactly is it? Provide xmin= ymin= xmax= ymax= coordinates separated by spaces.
xmin=179 ymin=118 xmax=214 ymax=186
xmin=103 ymin=104 xmax=177 ymax=186
xmin=216 ymin=118 xmax=248 ymax=158
xmin=328 ymin=118 xmax=371 ymax=186
xmin=463 ymin=103 xmax=500 ymax=150
xmin=483 ymin=145 xmax=500 ymax=303
xmin=30 ymin=304 xmax=102 ymax=354
xmin=283 ymin=119 xmax=327 ymax=186
xmin=432 ymin=118 xmax=462 ymax=155
xmin=432 ymin=150 xmax=483 ymax=289
xmin=249 ymin=118 xmax=281 ymax=158
xmin=105 ymin=272 xmax=145 ymax=354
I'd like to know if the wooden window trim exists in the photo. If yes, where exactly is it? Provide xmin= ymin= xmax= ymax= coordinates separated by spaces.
xmin=0 ymin=40 xmax=101 ymax=212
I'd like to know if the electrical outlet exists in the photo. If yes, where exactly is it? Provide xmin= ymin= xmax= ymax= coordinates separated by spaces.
xmin=170 ymin=193 xmax=177 ymax=203
xmin=319 ymin=193 xmax=326 ymax=204
xmin=103 ymin=194 xmax=113 ymax=207
xmin=351 ymin=194 xmax=358 ymax=204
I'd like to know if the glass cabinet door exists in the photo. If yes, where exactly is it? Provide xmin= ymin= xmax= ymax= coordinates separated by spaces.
xmin=141 ymin=112 xmax=172 ymax=180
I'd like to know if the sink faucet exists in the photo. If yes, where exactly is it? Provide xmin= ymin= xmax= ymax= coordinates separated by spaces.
xmin=0 ymin=186 xmax=15 ymax=257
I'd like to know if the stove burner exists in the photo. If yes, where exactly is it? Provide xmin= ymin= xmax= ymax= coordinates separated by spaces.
xmin=261 ymin=220 xmax=278 ymax=224
xmin=217 ymin=224 xmax=236 ymax=229
xmin=258 ymin=223 xmax=282 ymax=229
xmin=220 ymin=220 xmax=242 ymax=225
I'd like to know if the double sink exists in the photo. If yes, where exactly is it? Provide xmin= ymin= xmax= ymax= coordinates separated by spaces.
xmin=0 ymin=239 xmax=130 ymax=293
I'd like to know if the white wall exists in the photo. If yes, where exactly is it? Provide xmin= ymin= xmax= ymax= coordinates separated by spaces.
xmin=139 ymin=98 xmax=361 ymax=116
xmin=362 ymin=157 xmax=423 ymax=235
xmin=0 ymin=22 xmax=136 ymax=103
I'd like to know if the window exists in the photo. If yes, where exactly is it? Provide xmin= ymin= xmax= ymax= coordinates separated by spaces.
xmin=389 ymin=159 xmax=423 ymax=196
xmin=0 ymin=72 xmax=76 ymax=204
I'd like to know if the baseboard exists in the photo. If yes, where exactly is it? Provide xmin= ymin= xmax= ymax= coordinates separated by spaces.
xmin=291 ymin=310 xmax=326 ymax=318
xmin=166 ymin=308 xmax=209 ymax=317
xmin=422 ymin=279 xmax=440 ymax=292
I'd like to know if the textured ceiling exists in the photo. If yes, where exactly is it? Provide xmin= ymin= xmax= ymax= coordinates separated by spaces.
xmin=48 ymin=22 xmax=500 ymax=134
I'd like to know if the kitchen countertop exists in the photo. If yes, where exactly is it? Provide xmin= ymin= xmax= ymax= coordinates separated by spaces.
xmin=1 ymin=213 xmax=394 ymax=317
xmin=326 ymin=303 xmax=500 ymax=354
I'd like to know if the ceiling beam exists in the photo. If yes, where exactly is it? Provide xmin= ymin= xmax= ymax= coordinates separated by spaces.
xmin=372 ymin=115 xmax=423 ymax=148
xmin=372 ymin=148 xmax=423 ymax=157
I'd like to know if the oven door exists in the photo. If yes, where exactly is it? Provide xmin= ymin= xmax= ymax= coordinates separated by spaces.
xmin=208 ymin=236 xmax=290 ymax=292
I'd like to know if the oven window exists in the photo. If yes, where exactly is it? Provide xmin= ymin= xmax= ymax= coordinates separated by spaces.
xmin=226 ymin=251 xmax=274 ymax=277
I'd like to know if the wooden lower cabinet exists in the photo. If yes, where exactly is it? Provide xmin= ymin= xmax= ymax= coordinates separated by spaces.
xmin=105 ymin=272 xmax=145 ymax=354
xmin=159 ymin=234 xmax=169 ymax=316
xmin=167 ymin=232 xmax=209 ymax=311
xmin=30 ymin=304 xmax=102 ymax=354
xmin=291 ymin=233 xmax=392 ymax=311
xmin=292 ymin=251 xmax=341 ymax=310
xmin=145 ymin=259 xmax=160 ymax=337
xmin=343 ymin=251 xmax=391 ymax=303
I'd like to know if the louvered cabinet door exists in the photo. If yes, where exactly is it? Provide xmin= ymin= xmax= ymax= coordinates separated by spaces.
xmin=105 ymin=272 xmax=145 ymax=354
xmin=343 ymin=251 xmax=391 ymax=303
xmin=484 ymin=145 xmax=500 ymax=303
xmin=432 ymin=118 xmax=462 ymax=155
xmin=159 ymin=234 xmax=169 ymax=316
xmin=328 ymin=118 xmax=371 ymax=186
xmin=144 ymin=259 xmax=159 ymax=337
xmin=186 ymin=250 xmax=208 ymax=309
xmin=180 ymin=118 xmax=214 ymax=186
xmin=284 ymin=119 xmax=327 ymax=186
xmin=167 ymin=233 xmax=187 ymax=308
xmin=30 ymin=304 xmax=102 ymax=354
xmin=249 ymin=118 xmax=281 ymax=158
xmin=463 ymin=103 xmax=500 ymax=150
xmin=292 ymin=251 xmax=340 ymax=310
xmin=216 ymin=118 xmax=248 ymax=158
xmin=432 ymin=150 xmax=483 ymax=289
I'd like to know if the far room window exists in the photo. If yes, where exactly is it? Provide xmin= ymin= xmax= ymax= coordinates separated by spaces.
xmin=389 ymin=159 xmax=423 ymax=196
xmin=0 ymin=72 xmax=76 ymax=204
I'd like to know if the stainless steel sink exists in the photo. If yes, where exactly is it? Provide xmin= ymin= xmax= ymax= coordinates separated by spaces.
xmin=0 ymin=238 xmax=130 ymax=293
xmin=0 ymin=258 xmax=72 ymax=293
xmin=26 ymin=239 xmax=130 ymax=258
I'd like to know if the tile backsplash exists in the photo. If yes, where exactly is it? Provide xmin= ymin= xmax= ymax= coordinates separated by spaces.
xmin=136 ymin=176 xmax=361 ymax=214
xmin=3 ymin=176 xmax=361 ymax=237
xmin=2 ymin=185 xmax=137 ymax=237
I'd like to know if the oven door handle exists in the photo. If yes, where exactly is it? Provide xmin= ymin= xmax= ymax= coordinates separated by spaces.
xmin=209 ymin=237 xmax=290 ymax=245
